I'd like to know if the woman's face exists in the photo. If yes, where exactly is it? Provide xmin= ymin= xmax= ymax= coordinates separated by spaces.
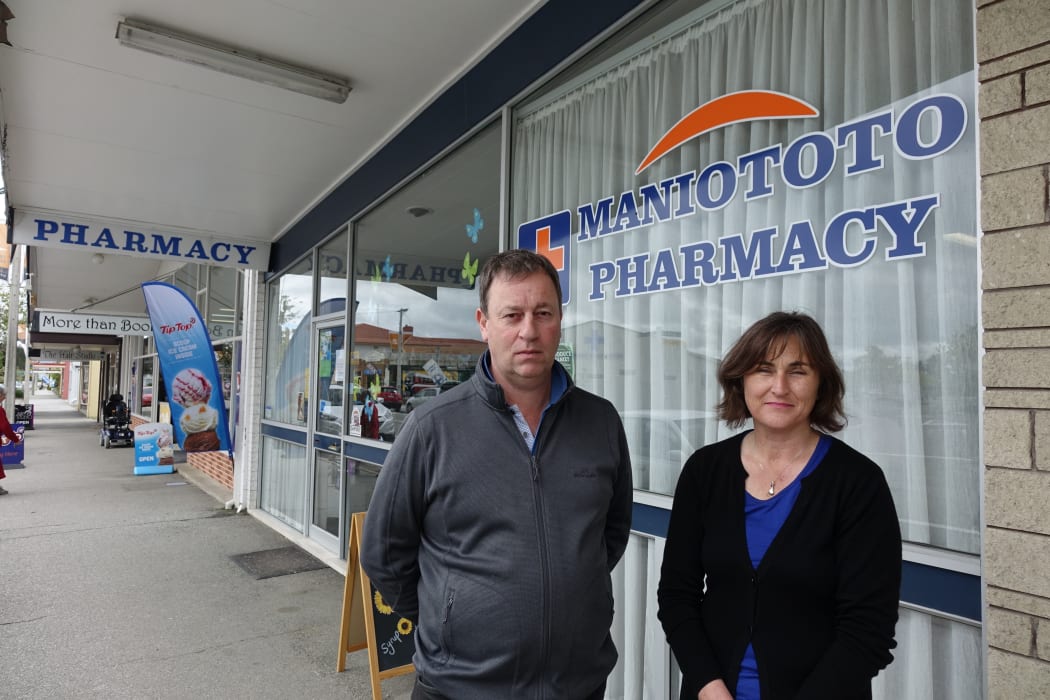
xmin=742 ymin=336 xmax=820 ymax=434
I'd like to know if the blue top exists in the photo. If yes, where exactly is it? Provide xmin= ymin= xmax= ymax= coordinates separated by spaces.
xmin=735 ymin=433 xmax=831 ymax=700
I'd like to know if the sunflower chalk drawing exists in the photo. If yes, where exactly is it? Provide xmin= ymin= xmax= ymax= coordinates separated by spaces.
xmin=374 ymin=590 xmax=394 ymax=615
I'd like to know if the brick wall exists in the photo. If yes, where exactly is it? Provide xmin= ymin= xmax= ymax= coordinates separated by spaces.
xmin=187 ymin=450 xmax=234 ymax=490
xmin=979 ymin=0 xmax=1050 ymax=697
xmin=128 ymin=414 xmax=234 ymax=489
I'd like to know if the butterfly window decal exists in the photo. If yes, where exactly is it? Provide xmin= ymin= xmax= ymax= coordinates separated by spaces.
xmin=462 ymin=252 xmax=479 ymax=286
xmin=465 ymin=208 xmax=484 ymax=243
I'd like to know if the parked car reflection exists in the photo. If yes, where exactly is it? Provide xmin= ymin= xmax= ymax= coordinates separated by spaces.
xmin=620 ymin=409 xmax=717 ymax=492
xmin=377 ymin=385 xmax=403 ymax=411
xmin=317 ymin=396 xmax=391 ymax=435
xmin=403 ymin=382 xmax=459 ymax=412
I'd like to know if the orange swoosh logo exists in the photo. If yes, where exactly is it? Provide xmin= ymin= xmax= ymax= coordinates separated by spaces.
xmin=635 ymin=90 xmax=819 ymax=175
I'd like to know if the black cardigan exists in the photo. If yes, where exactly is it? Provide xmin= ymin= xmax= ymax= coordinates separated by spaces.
xmin=657 ymin=432 xmax=902 ymax=700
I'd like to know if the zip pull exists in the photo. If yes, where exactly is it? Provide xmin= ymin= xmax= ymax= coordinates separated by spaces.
xmin=443 ymin=592 xmax=454 ymax=623
xmin=531 ymin=455 xmax=539 ymax=481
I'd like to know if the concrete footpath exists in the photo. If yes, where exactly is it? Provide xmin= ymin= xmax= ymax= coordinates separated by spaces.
xmin=0 ymin=393 xmax=414 ymax=699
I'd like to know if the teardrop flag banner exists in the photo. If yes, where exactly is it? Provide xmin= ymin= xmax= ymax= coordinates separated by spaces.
xmin=141 ymin=282 xmax=233 ymax=456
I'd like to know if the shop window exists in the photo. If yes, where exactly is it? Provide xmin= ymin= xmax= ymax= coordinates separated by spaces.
xmin=206 ymin=266 xmax=241 ymax=341
xmin=319 ymin=229 xmax=349 ymax=315
xmin=174 ymin=263 xmax=200 ymax=298
xmin=512 ymin=0 xmax=978 ymax=553
xmin=260 ymin=436 xmax=307 ymax=531
xmin=349 ymin=122 xmax=501 ymax=442
xmin=214 ymin=341 xmax=237 ymax=429
xmin=264 ymin=256 xmax=314 ymax=425
xmin=137 ymin=356 xmax=154 ymax=416
xmin=512 ymin=0 xmax=978 ymax=694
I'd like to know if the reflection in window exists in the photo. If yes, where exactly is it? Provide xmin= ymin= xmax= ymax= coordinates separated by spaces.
xmin=260 ymin=436 xmax=307 ymax=531
xmin=319 ymin=229 xmax=349 ymax=313
xmin=512 ymin=0 xmax=979 ymax=555
xmin=513 ymin=2 xmax=979 ymax=696
xmin=206 ymin=266 xmax=240 ymax=340
xmin=315 ymin=325 xmax=346 ymax=436
xmin=264 ymin=256 xmax=314 ymax=425
xmin=349 ymin=122 xmax=502 ymax=443
xmin=138 ymin=356 xmax=154 ymax=416
xmin=174 ymin=264 xmax=199 ymax=298
xmin=215 ymin=341 xmax=240 ymax=448
xmin=345 ymin=458 xmax=380 ymax=524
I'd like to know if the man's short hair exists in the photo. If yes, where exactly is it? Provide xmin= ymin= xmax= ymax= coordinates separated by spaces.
xmin=477 ymin=249 xmax=563 ymax=314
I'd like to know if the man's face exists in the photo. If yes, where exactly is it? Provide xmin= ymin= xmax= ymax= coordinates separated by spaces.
xmin=477 ymin=271 xmax=562 ymax=393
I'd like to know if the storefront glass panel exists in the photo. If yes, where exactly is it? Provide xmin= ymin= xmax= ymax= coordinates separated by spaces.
xmin=264 ymin=256 xmax=314 ymax=426
xmin=350 ymin=122 xmax=501 ymax=443
xmin=174 ymin=264 xmax=199 ymax=298
xmin=511 ymin=1 xmax=979 ymax=695
xmin=315 ymin=324 xmax=346 ymax=436
xmin=345 ymin=457 xmax=380 ymax=523
xmin=319 ymin=229 xmax=350 ymax=314
xmin=206 ymin=266 xmax=241 ymax=341
xmin=312 ymin=447 xmax=342 ymax=538
xmin=136 ymin=356 xmax=154 ymax=417
xmin=260 ymin=436 xmax=307 ymax=531
xmin=512 ymin=0 xmax=979 ymax=554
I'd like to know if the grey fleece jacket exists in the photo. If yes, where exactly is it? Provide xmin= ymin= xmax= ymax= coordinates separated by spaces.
xmin=360 ymin=355 xmax=633 ymax=700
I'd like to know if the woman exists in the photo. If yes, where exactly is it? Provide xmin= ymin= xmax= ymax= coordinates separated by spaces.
xmin=657 ymin=312 xmax=902 ymax=699
xmin=0 ymin=384 xmax=24 ymax=495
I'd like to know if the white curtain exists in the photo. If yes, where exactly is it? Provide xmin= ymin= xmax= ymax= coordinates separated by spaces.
xmin=260 ymin=436 xmax=307 ymax=531
xmin=511 ymin=0 xmax=979 ymax=697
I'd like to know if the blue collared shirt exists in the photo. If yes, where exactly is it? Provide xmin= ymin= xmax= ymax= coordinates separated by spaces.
xmin=481 ymin=351 xmax=568 ymax=453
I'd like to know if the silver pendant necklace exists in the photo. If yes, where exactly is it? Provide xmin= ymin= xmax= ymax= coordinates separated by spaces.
xmin=766 ymin=462 xmax=794 ymax=496
xmin=752 ymin=439 xmax=809 ymax=496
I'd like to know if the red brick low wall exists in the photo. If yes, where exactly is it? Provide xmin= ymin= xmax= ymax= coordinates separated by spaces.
xmin=129 ymin=416 xmax=233 ymax=490
xmin=187 ymin=451 xmax=234 ymax=490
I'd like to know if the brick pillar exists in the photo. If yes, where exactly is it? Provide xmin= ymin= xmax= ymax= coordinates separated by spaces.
xmin=979 ymin=0 xmax=1050 ymax=697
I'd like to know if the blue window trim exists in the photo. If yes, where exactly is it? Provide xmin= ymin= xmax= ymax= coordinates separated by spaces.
xmin=630 ymin=502 xmax=981 ymax=623
xmin=259 ymin=423 xmax=391 ymax=466
xmin=345 ymin=440 xmax=389 ymax=465
xmin=252 ymin=436 xmax=981 ymax=622
xmin=260 ymin=422 xmax=306 ymax=443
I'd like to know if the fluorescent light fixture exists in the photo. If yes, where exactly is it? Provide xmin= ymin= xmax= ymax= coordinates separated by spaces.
xmin=116 ymin=18 xmax=351 ymax=103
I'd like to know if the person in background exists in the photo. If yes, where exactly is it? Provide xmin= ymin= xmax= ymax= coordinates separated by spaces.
xmin=658 ymin=311 xmax=902 ymax=700
xmin=361 ymin=249 xmax=633 ymax=700
xmin=361 ymin=392 xmax=380 ymax=439
xmin=0 ymin=384 xmax=24 ymax=495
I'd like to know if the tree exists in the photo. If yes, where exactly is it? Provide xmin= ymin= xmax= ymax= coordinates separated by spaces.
xmin=0 ymin=279 xmax=28 ymax=383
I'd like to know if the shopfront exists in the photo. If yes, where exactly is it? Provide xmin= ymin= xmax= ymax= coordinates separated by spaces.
xmin=258 ymin=0 xmax=982 ymax=696
xmin=120 ymin=263 xmax=245 ymax=488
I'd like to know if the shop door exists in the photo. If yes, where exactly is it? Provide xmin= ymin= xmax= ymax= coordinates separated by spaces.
xmin=307 ymin=320 xmax=346 ymax=551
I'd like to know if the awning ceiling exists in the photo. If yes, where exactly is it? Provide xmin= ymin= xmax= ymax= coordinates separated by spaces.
xmin=0 ymin=0 xmax=543 ymax=319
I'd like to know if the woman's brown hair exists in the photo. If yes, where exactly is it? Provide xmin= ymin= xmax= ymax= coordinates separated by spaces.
xmin=717 ymin=311 xmax=846 ymax=432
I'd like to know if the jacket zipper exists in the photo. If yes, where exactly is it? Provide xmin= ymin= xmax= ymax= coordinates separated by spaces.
xmin=530 ymin=452 xmax=553 ymax=700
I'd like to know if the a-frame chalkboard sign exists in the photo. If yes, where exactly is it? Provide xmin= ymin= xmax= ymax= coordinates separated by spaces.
xmin=337 ymin=512 xmax=416 ymax=699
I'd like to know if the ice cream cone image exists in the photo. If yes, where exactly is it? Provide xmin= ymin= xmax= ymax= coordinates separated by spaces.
xmin=172 ymin=368 xmax=221 ymax=452
xmin=156 ymin=430 xmax=175 ymax=465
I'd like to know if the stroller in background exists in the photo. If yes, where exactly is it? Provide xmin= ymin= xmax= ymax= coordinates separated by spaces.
xmin=100 ymin=393 xmax=134 ymax=448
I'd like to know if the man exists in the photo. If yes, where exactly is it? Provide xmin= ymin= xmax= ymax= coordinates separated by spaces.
xmin=361 ymin=249 xmax=633 ymax=700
